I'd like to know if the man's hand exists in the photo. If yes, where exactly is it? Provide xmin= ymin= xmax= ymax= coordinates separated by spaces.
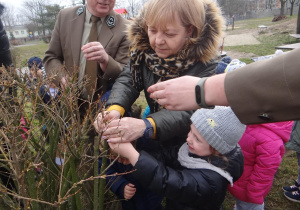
xmin=81 ymin=42 xmax=109 ymax=71
xmin=59 ymin=76 xmax=68 ymax=91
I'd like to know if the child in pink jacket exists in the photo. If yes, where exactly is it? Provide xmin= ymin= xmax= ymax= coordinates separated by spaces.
xmin=228 ymin=121 xmax=293 ymax=209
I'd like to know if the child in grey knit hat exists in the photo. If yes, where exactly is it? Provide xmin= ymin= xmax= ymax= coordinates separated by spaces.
xmin=190 ymin=106 xmax=246 ymax=155
xmin=107 ymin=106 xmax=246 ymax=210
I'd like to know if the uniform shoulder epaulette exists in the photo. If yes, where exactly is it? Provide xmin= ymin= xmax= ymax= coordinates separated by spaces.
xmin=76 ymin=6 xmax=84 ymax=16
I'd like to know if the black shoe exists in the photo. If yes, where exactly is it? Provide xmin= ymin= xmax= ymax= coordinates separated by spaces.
xmin=282 ymin=180 xmax=300 ymax=192
xmin=284 ymin=190 xmax=300 ymax=203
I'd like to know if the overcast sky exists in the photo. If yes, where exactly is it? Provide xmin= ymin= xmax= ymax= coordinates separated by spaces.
xmin=0 ymin=0 xmax=73 ymax=11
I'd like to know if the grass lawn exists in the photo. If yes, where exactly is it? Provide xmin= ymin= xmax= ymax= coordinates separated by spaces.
xmin=11 ymin=41 xmax=49 ymax=68
xmin=224 ymin=15 xmax=299 ymax=64
xmin=9 ymin=15 xmax=300 ymax=209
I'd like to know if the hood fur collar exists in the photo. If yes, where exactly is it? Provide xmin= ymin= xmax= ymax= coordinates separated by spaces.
xmin=127 ymin=1 xmax=224 ymax=64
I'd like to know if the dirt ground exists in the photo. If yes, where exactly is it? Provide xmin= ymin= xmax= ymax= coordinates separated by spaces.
xmin=223 ymin=18 xmax=297 ymax=59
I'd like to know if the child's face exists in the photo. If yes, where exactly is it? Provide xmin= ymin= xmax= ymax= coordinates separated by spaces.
xmin=186 ymin=124 xmax=212 ymax=156
xmin=30 ymin=67 xmax=37 ymax=78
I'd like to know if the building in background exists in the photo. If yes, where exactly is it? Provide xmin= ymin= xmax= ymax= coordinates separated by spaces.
xmin=5 ymin=25 xmax=39 ymax=40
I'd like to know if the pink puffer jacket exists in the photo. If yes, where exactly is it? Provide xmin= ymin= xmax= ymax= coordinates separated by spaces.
xmin=228 ymin=121 xmax=293 ymax=204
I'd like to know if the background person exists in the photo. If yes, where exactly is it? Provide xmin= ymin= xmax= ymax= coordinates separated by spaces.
xmin=26 ymin=56 xmax=46 ymax=90
xmin=43 ymin=0 xmax=131 ymax=157
xmin=108 ymin=106 xmax=246 ymax=210
xmin=228 ymin=121 xmax=293 ymax=209
xmin=43 ymin=0 xmax=130 ymax=103
xmin=0 ymin=3 xmax=12 ymax=69
xmin=147 ymin=48 xmax=300 ymax=124
xmin=283 ymin=120 xmax=300 ymax=202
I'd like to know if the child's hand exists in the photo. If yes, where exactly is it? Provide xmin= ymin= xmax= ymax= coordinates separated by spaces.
xmin=108 ymin=142 xmax=139 ymax=166
xmin=124 ymin=183 xmax=136 ymax=200
xmin=108 ymin=142 xmax=134 ymax=158
xmin=118 ymin=157 xmax=131 ymax=165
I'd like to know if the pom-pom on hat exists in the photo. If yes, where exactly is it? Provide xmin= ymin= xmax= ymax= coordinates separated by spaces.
xmin=191 ymin=106 xmax=246 ymax=154
xmin=216 ymin=61 xmax=228 ymax=74
xmin=221 ymin=56 xmax=232 ymax=64
xmin=28 ymin=56 xmax=43 ymax=69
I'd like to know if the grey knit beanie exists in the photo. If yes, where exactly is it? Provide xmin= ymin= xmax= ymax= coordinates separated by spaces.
xmin=191 ymin=106 xmax=246 ymax=154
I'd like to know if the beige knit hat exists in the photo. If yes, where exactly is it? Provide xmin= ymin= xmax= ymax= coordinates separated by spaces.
xmin=191 ymin=106 xmax=246 ymax=154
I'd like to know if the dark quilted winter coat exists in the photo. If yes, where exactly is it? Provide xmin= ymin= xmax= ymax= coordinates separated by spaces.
xmin=0 ymin=17 xmax=12 ymax=68
xmin=132 ymin=145 xmax=244 ymax=210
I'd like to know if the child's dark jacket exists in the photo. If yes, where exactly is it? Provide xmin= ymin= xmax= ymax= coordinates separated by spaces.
xmin=133 ymin=144 xmax=244 ymax=210
xmin=99 ymin=156 xmax=162 ymax=210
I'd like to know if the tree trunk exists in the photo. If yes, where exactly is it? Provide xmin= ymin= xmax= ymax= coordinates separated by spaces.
xmin=290 ymin=3 xmax=294 ymax=16
xmin=297 ymin=3 xmax=300 ymax=34
xmin=280 ymin=2 xmax=285 ymax=15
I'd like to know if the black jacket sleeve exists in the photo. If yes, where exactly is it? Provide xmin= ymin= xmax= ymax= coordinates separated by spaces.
xmin=106 ymin=63 xmax=140 ymax=111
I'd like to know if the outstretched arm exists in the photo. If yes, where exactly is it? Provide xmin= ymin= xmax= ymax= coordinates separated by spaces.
xmin=148 ymin=48 xmax=300 ymax=124
xmin=147 ymin=74 xmax=228 ymax=110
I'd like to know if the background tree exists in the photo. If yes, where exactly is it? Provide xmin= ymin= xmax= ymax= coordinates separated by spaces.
xmin=280 ymin=0 xmax=287 ymax=15
xmin=23 ymin=0 xmax=47 ymax=37
xmin=220 ymin=0 xmax=247 ymax=17
xmin=44 ymin=4 xmax=62 ymax=35
xmin=1 ymin=4 xmax=16 ymax=30
xmin=265 ymin=0 xmax=274 ymax=10
xmin=15 ymin=14 xmax=27 ymax=26
xmin=297 ymin=2 xmax=300 ymax=33
xmin=289 ymin=0 xmax=300 ymax=15
xmin=127 ymin=0 xmax=143 ymax=18
xmin=71 ymin=0 xmax=85 ymax=6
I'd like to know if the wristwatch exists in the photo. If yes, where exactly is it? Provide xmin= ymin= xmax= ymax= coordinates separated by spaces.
xmin=195 ymin=77 xmax=215 ymax=109
xmin=142 ymin=118 xmax=154 ymax=139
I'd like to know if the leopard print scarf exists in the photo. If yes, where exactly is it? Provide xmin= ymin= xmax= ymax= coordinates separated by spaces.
xmin=130 ymin=48 xmax=198 ymax=91
xmin=130 ymin=47 xmax=198 ymax=112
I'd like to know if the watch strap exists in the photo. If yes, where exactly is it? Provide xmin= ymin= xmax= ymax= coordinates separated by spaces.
xmin=195 ymin=77 xmax=215 ymax=109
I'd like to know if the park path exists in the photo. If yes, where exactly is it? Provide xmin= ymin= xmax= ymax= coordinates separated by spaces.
xmin=222 ymin=32 xmax=261 ymax=59
xmin=224 ymin=33 xmax=261 ymax=46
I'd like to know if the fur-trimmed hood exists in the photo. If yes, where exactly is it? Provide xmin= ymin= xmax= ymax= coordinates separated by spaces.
xmin=127 ymin=0 xmax=224 ymax=64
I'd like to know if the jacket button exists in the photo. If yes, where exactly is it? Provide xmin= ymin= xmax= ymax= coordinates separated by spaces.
xmin=258 ymin=113 xmax=272 ymax=121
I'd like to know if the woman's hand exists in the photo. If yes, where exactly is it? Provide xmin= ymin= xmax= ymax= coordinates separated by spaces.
xmin=102 ymin=118 xmax=146 ymax=143
xmin=93 ymin=110 xmax=121 ymax=133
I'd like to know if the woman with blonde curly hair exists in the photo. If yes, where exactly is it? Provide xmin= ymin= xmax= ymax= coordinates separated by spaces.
xmin=95 ymin=0 xmax=224 ymax=149
xmin=95 ymin=0 xmax=225 ymax=209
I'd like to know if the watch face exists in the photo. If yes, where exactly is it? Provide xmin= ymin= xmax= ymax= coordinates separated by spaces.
xmin=195 ymin=85 xmax=201 ymax=105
